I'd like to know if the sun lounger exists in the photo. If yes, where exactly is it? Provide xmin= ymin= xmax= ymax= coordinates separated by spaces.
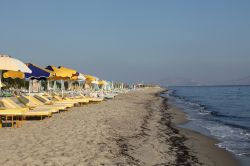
xmin=0 ymin=99 xmax=52 ymax=127
xmin=0 ymin=108 xmax=26 ymax=128
xmin=34 ymin=94 xmax=75 ymax=108
xmin=52 ymin=95 xmax=81 ymax=104
xmin=78 ymin=94 xmax=103 ymax=102
xmin=51 ymin=92 xmax=89 ymax=104
xmin=62 ymin=96 xmax=89 ymax=104
xmin=18 ymin=96 xmax=66 ymax=113
xmin=27 ymin=95 xmax=63 ymax=109
xmin=1 ymin=98 xmax=52 ymax=118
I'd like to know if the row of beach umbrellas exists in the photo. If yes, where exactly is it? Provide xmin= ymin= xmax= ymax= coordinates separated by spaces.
xmin=0 ymin=54 xmax=109 ymax=94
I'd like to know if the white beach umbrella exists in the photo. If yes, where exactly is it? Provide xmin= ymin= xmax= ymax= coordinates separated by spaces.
xmin=0 ymin=54 xmax=32 ymax=93
xmin=0 ymin=55 xmax=31 ymax=72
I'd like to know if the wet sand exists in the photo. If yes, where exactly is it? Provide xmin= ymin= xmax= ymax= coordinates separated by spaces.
xmin=0 ymin=87 xmax=239 ymax=165
xmin=167 ymin=103 xmax=240 ymax=166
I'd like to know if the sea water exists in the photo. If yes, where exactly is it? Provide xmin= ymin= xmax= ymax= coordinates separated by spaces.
xmin=163 ymin=86 xmax=250 ymax=165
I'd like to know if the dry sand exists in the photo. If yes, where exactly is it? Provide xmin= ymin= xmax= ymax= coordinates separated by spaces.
xmin=0 ymin=87 xmax=239 ymax=165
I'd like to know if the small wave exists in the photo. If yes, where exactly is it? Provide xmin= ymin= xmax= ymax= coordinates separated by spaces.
xmin=169 ymin=93 xmax=212 ymax=116
xmin=168 ymin=89 xmax=175 ymax=96
xmin=224 ymin=123 xmax=250 ymax=132
xmin=186 ymin=117 xmax=197 ymax=121
xmin=217 ymin=143 xmax=237 ymax=153
xmin=169 ymin=91 xmax=188 ymax=101
xmin=217 ymin=142 xmax=250 ymax=156
xmin=210 ymin=111 xmax=250 ymax=120
xmin=187 ymin=102 xmax=201 ymax=107
xmin=198 ymin=111 xmax=211 ymax=115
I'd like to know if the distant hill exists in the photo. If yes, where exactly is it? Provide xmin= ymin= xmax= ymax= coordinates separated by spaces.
xmin=227 ymin=76 xmax=250 ymax=85
xmin=158 ymin=78 xmax=209 ymax=86
xmin=158 ymin=76 xmax=250 ymax=86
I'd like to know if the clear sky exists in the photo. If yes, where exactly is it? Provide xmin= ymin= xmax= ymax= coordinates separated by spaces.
xmin=0 ymin=0 xmax=250 ymax=84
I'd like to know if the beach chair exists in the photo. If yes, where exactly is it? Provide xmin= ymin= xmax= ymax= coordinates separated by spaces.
xmin=1 ymin=98 xmax=52 ymax=120
xmin=79 ymin=94 xmax=104 ymax=102
xmin=53 ymin=91 xmax=89 ymax=104
xmin=64 ymin=95 xmax=90 ymax=104
xmin=0 ymin=108 xmax=26 ymax=128
xmin=0 ymin=100 xmax=27 ymax=128
xmin=34 ymin=94 xmax=75 ymax=108
xmin=52 ymin=94 xmax=84 ymax=105
xmin=18 ymin=95 xmax=67 ymax=113
xmin=0 ymin=98 xmax=52 ymax=127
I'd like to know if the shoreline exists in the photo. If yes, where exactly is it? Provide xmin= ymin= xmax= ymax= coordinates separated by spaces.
xmin=160 ymin=91 xmax=240 ymax=166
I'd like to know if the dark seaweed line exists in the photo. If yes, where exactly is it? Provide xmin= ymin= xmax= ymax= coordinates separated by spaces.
xmin=114 ymin=89 xmax=201 ymax=166
xmin=159 ymin=90 xmax=202 ymax=166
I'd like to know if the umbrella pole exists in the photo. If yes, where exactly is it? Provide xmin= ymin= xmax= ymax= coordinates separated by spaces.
xmin=28 ymin=79 xmax=31 ymax=105
xmin=61 ymin=80 xmax=64 ymax=98
xmin=47 ymin=80 xmax=50 ymax=91
xmin=53 ymin=81 xmax=56 ymax=91
xmin=38 ymin=80 xmax=41 ymax=92
xmin=0 ymin=70 xmax=2 ymax=95
xmin=29 ymin=80 xmax=31 ymax=96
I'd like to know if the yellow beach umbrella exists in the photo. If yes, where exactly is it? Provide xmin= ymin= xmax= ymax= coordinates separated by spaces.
xmin=46 ymin=66 xmax=67 ymax=80
xmin=83 ymin=75 xmax=99 ymax=90
xmin=85 ymin=75 xmax=98 ymax=86
xmin=47 ymin=66 xmax=78 ymax=80
xmin=58 ymin=67 xmax=81 ymax=91
xmin=3 ymin=71 xmax=25 ymax=79
xmin=58 ymin=66 xmax=78 ymax=76
xmin=49 ymin=66 xmax=69 ymax=78
xmin=46 ymin=66 xmax=80 ymax=96
xmin=98 ymin=80 xmax=107 ymax=85
xmin=85 ymin=75 xmax=96 ymax=80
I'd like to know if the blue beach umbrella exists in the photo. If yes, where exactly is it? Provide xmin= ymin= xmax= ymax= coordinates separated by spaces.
xmin=25 ymin=63 xmax=51 ymax=80
xmin=25 ymin=63 xmax=52 ymax=94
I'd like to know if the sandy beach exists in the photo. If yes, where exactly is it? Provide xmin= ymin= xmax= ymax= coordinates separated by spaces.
xmin=0 ymin=87 xmax=239 ymax=165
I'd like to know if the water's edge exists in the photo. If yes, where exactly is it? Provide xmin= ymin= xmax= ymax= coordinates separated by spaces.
xmin=159 ymin=89 xmax=240 ymax=166
xmin=164 ymin=86 xmax=250 ymax=166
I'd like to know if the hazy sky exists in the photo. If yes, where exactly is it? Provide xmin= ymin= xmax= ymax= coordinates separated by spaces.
xmin=0 ymin=0 xmax=250 ymax=84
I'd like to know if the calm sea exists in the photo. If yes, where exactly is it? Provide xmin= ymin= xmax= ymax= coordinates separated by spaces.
xmin=163 ymin=85 xmax=250 ymax=165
